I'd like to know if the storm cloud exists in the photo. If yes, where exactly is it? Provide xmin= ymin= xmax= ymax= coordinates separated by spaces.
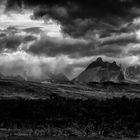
xmin=5 ymin=0 xmax=140 ymax=38
xmin=0 ymin=0 xmax=140 ymax=79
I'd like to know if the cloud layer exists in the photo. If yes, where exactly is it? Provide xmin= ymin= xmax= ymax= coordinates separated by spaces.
xmin=0 ymin=0 xmax=140 ymax=79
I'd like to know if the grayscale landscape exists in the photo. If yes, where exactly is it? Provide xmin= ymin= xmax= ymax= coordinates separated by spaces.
xmin=1 ymin=0 xmax=140 ymax=139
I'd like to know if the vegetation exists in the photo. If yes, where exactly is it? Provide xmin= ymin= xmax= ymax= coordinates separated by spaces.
xmin=0 ymin=95 xmax=140 ymax=137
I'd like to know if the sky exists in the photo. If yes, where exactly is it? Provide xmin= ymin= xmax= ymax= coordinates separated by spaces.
xmin=0 ymin=0 xmax=140 ymax=80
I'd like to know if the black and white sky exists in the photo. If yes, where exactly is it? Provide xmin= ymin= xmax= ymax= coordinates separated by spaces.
xmin=0 ymin=0 xmax=140 ymax=79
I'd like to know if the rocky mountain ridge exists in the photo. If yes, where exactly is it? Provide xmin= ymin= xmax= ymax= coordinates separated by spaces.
xmin=73 ymin=57 xmax=129 ymax=83
xmin=0 ymin=57 xmax=140 ymax=84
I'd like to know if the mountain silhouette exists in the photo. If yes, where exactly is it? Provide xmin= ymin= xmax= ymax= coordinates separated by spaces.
xmin=42 ymin=73 xmax=69 ymax=84
xmin=73 ymin=57 xmax=125 ymax=83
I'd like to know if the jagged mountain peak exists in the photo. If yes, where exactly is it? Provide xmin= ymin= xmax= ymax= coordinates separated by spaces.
xmin=96 ymin=57 xmax=103 ymax=63
xmin=87 ymin=57 xmax=106 ymax=69
xmin=73 ymin=57 xmax=125 ymax=83
xmin=87 ymin=57 xmax=120 ymax=71
xmin=109 ymin=61 xmax=121 ymax=71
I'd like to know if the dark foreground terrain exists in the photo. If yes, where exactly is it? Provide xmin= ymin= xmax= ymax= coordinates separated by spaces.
xmin=1 ymin=136 xmax=139 ymax=140
xmin=1 ymin=96 xmax=140 ymax=138
xmin=0 ymin=136 xmax=133 ymax=140
xmin=0 ymin=79 xmax=140 ymax=138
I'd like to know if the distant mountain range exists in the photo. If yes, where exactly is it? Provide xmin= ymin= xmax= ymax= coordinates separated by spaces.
xmin=1 ymin=57 xmax=140 ymax=84
xmin=0 ymin=72 xmax=69 ymax=84
xmin=41 ymin=73 xmax=69 ymax=84
xmin=73 ymin=57 xmax=140 ymax=84
xmin=0 ymin=74 xmax=25 ymax=81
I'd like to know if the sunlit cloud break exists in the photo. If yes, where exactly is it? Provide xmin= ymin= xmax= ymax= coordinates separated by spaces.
xmin=0 ymin=9 xmax=62 ymax=38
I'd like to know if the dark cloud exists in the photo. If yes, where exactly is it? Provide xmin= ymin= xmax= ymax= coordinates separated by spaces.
xmin=0 ymin=0 xmax=6 ymax=5
xmin=0 ymin=36 xmax=21 ymax=51
xmin=27 ymin=37 xmax=96 ymax=58
xmin=5 ymin=0 xmax=140 ymax=39
xmin=23 ymin=27 xmax=42 ymax=34
xmin=93 ymin=45 xmax=124 ymax=57
xmin=3 ymin=0 xmax=140 ymax=60
xmin=23 ymin=35 xmax=37 ymax=42
xmin=6 ymin=0 xmax=137 ymax=17
xmin=0 ymin=27 xmax=37 ymax=52
xmin=0 ymin=33 xmax=6 ymax=38
xmin=100 ymin=33 xmax=138 ymax=46
xmin=26 ymin=35 xmax=125 ymax=58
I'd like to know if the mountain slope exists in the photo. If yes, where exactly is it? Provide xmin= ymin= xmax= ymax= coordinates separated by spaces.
xmin=41 ymin=73 xmax=69 ymax=83
xmin=125 ymin=66 xmax=140 ymax=82
xmin=73 ymin=57 xmax=125 ymax=83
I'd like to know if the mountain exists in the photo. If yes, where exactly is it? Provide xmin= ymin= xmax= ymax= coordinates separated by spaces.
xmin=0 ymin=73 xmax=25 ymax=81
xmin=42 ymin=73 xmax=69 ymax=84
xmin=0 ymin=72 xmax=69 ymax=84
xmin=125 ymin=66 xmax=140 ymax=82
xmin=73 ymin=57 xmax=125 ymax=83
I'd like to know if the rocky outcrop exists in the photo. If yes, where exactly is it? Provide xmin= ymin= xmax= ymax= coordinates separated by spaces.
xmin=73 ymin=57 xmax=125 ymax=83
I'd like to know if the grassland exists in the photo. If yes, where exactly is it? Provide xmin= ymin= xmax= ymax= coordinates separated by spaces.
xmin=0 ymin=79 xmax=140 ymax=100
xmin=0 ymin=79 xmax=140 ymax=138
